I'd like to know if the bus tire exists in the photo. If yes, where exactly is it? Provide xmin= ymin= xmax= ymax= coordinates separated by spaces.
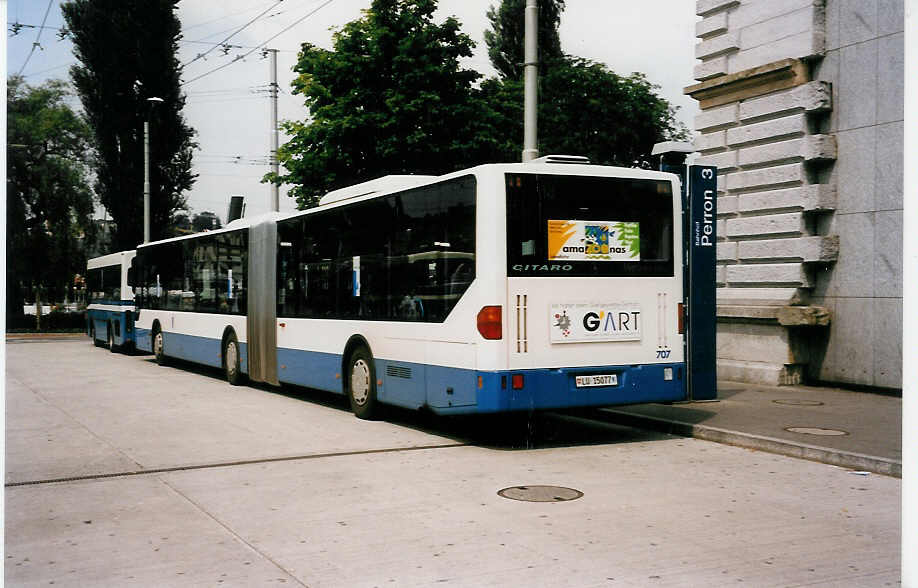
xmin=153 ymin=327 xmax=167 ymax=366
xmin=223 ymin=332 xmax=243 ymax=386
xmin=90 ymin=323 xmax=100 ymax=347
xmin=346 ymin=346 xmax=378 ymax=420
xmin=107 ymin=323 xmax=116 ymax=353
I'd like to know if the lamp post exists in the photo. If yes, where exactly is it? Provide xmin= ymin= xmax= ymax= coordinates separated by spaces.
xmin=522 ymin=0 xmax=539 ymax=162
xmin=143 ymin=96 xmax=164 ymax=243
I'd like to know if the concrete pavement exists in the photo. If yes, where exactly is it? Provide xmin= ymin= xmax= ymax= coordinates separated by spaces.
xmin=4 ymin=339 xmax=902 ymax=586
xmin=596 ymin=381 xmax=902 ymax=477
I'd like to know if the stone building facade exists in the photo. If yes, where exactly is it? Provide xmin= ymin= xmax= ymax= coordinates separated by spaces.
xmin=686 ymin=0 xmax=903 ymax=389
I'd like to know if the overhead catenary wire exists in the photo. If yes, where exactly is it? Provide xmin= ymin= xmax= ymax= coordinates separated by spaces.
xmin=182 ymin=0 xmax=279 ymax=33
xmin=16 ymin=0 xmax=54 ymax=77
xmin=181 ymin=0 xmax=337 ymax=87
xmin=181 ymin=0 xmax=285 ymax=68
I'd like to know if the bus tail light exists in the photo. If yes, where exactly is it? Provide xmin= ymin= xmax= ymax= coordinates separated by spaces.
xmin=477 ymin=306 xmax=502 ymax=340
xmin=511 ymin=374 xmax=524 ymax=389
xmin=678 ymin=303 xmax=685 ymax=334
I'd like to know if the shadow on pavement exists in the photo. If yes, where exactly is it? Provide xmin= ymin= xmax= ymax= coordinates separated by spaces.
xmin=143 ymin=356 xmax=677 ymax=451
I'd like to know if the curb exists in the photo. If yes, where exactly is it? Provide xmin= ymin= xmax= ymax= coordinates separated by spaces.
xmin=598 ymin=409 xmax=901 ymax=478
xmin=6 ymin=333 xmax=86 ymax=341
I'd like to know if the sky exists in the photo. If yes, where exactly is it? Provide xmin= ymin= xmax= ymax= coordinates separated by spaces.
xmin=7 ymin=0 xmax=700 ymax=222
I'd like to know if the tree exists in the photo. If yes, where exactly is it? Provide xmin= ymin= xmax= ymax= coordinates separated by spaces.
xmin=539 ymin=58 xmax=688 ymax=166
xmin=268 ymin=0 xmax=501 ymax=208
xmin=482 ymin=0 xmax=689 ymax=165
xmin=7 ymin=76 xmax=96 ymax=322
xmin=192 ymin=211 xmax=222 ymax=232
xmin=62 ymin=0 xmax=197 ymax=250
xmin=484 ymin=0 xmax=565 ymax=79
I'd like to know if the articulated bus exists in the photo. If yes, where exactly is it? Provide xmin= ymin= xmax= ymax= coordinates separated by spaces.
xmin=86 ymin=250 xmax=137 ymax=351
xmin=133 ymin=158 xmax=686 ymax=418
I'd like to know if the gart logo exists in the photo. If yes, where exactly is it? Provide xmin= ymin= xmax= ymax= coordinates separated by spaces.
xmin=553 ymin=310 xmax=572 ymax=337
xmin=582 ymin=310 xmax=640 ymax=332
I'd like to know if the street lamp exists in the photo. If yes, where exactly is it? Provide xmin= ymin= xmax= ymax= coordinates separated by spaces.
xmin=144 ymin=96 xmax=164 ymax=243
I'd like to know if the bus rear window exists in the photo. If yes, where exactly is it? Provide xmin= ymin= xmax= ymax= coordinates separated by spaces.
xmin=506 ymin=174 xmax=674 ymax=277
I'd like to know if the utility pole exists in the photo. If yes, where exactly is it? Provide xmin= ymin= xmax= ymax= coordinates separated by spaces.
xmin=269 ymin=48 xmax=280 ymax=212
xmin=143 ymin=120 xmax=151 ymax=243
xmin=143 ymin=96 xmax=164 ymax=243
xmin=522 ymin=0 xmax=539 ymax=162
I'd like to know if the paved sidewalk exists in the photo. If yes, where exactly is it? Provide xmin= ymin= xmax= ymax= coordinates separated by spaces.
xmin=597 ymin=380 xmax=902 ymax=477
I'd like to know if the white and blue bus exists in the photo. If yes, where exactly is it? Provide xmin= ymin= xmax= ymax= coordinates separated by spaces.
xmin=86 ymin=250 xmax=137 ymax=351
xmin=133 ymin=159 xmax=686 ymax=418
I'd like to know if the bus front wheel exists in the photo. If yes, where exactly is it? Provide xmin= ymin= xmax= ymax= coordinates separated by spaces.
xmin=153 ymin=329 xmax=167 ymax=366
xmin=223 ymin=333 xmax=243 ymax=386
xmin=346 ymin=346 xmax=378 ymax=420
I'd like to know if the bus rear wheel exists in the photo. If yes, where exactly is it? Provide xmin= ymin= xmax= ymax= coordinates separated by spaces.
xmin=346 ymin=346 xmax=378 ymax=420
xmin=107 ymin=323 xmax=116 ymax=353
xmin=90 ymin=323 xmax=101 ymax=347
xmin=223 ymin=333 xmax=242 ymax=386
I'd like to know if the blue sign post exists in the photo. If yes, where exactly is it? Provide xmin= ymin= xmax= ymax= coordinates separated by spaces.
xmin=653 ymin=142 xmax=717 ymax=402
xmin=686 ymin=165 xmax=717 ymax=401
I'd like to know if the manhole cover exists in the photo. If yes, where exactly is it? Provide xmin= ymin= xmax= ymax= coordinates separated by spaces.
xmin=773 ymin=399 xmax=825 ymax=406
xmin=785 ymin=427 xmax=848 ymax=436
xmin=498 ymin=485 xmax=583 ymax=502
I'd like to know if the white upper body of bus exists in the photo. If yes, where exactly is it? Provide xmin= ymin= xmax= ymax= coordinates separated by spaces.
xmin=87 ymin=249 xmax=137 ymax=303
xmin=277 ymin=159 xmax=684 ymax=375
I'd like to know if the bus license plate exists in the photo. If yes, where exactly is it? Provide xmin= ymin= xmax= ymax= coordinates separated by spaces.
xmin=575 ymin=374 xmax=617 ymax=388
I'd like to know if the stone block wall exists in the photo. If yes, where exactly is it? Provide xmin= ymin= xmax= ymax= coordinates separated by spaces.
xmin=686 ymin=0 xmax=902 ymax=389
xmin=810 ymin=0 xmax=904 ymax=388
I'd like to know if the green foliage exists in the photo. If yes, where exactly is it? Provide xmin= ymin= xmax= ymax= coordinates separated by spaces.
xmin=267 ymin=0 xmax=503 ymax=208
xmin=483 ymin=2 xmax=689 ymax=166
xmin=62 ymin=0 xmax=197 ymax=249
xmin=484 ymin=0 xmax=565 ymax=79
xmin=540 ymin=58 xmax=688 ymax=166
xmin=6 ymin=76 xmax=95 ymax=321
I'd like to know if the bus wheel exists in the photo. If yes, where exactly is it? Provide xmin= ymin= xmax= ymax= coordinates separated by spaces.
xmin=346 ymin=346 xmax=378 ymax=420
xmin=153 ymin=328 xmax=167 ymax=366
xmin=223 ymin=333 xmax=242 ymax=386
xmin=90 ymin=324 xmax=100 ymax=347
xmin=107 ymin=323 xmax=116 ymax=353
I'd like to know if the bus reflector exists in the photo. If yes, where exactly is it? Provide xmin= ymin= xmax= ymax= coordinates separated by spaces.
xmin=477 ymin=306 xmax=502 ymax=340
xmin=512 ymin=374 xmax=524 ymax=389
xmin=678 ymin=303 xmax=685 ymax=334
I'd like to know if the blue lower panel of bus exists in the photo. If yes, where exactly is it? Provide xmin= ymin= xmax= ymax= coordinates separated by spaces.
xmin=277 ymin=348 xmax=343 ymax=395
xmin=274 ymin=346 xmax=684 ymax=415
xmin=468 ymin=363 xmax=686 ymax=415
xmin=87 ymin=310 xmax=135 ymax=348
xmin=134 ymin=328 xmax=249 ymax=374
xmin=136 ymin=327 xmax=153 ymax=352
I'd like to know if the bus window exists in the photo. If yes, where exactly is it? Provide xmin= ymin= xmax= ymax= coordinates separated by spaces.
xmin=275 ymin=175 xmax=476 ymax=322
xmin=87 ymin=264 xmax=121 ymax=302
xmin=506 ymin=174 xmax=674 ymax=278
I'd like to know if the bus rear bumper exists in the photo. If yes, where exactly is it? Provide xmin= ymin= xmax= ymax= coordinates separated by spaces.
xmin=431 ymin=362 xmax=686 ymax=415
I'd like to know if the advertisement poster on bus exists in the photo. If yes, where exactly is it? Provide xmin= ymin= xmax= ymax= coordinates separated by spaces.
xmin=550 ymin=302 xmax=642 ymax=343
xmin=547 ymin=220 xmax=640 ymax=262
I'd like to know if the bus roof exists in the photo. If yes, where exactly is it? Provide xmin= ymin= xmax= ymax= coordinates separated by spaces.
xmin=287 ymin=161 xmax=681 ymax=219
xmin=138 ymin=160 xmax=681 ymax=245
xmin=87 ymin=250 xmax=136 ymax=270
xmin=135 ymin=211 xmax=295 ymax=250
